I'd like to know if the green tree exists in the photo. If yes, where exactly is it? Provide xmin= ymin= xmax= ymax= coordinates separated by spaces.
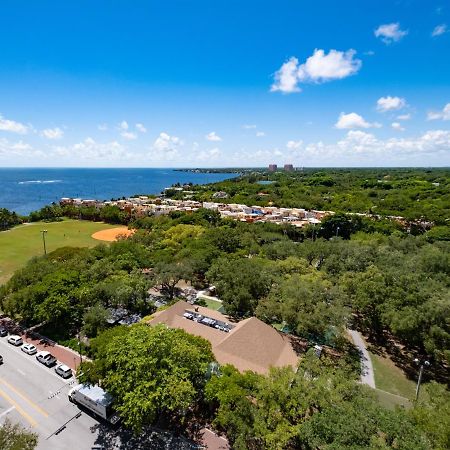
xmin=79 ymin=324 xmax=215 ymax=431
xmin=0 ymin=419 xmax=38 ymax=450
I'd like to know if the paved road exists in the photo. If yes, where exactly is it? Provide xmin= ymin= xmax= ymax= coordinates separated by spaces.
xmin=348 ymin=329 xmax=376 ymax=388
xmin=0 ymin=336 xmax=99 ymax=450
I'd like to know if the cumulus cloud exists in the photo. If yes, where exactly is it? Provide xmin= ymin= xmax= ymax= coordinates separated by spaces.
xmin=0 ymin=138 xmax=36 ymax=157
xmin=150 ymin=132 xmax=184 ymax=161
xmin=335 ymin=112 xmax=381 ymax=129
xmin=376 ymin=96 xmax=406 ymax=112
xmin=41 ymin=127 xmax=64 ymax=140
xmin=432 ymin=24 xmax=447 ymax=37
xmin=121 ymin=131 xmax=137 ymax=140
xmin=391 ymin=122 xmax=405 ymax=131
xmin=198 ymin=147 xmax=221 ymax=161
xmin=374 ymin=23 xmax=408 ymax=44
xmin=427 ymin=103 xmax=450 ymax=121
xmin=256 ymin=131 xmax=266 ymax=137
xmin=97 ymin=124 xmax=108 ymax=131
xmin=397 ymin=113 xmax=411 ymax=121
xmin=119 ymin=121 xmax=129 ymax=130
xmin=54 ymin=138 xmax=129 ymax=160
xmin=271 ymin=49 xmax=361 ymax=93
xmin=0 ymin=114 xmax=29 ymax=134
xmin=286 ymin=140 xmax=303 ymax=149
xmin=242 ymin=124 xmax=257 ymax=129
xmin=205 ymin=131 xmax=222 ymax=142
xmin=136 ymin=123 xmax=147 ymax=133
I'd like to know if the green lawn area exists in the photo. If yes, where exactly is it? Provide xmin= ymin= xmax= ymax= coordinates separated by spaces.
xmin=0 ymin=220 xmax=120 ymax=284
xmin=369 ymin=350 xmax=427 ymax=406
xmin=199 ymin=297 xmax=223 ymax=312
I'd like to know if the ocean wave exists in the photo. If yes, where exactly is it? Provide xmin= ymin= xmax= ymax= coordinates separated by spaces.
xmin=18 ymin=180 xmax=63 ymax=185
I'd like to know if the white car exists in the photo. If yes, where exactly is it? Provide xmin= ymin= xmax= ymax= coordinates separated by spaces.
xmin=7 ymin=335 xmax=23 ymax=346
xmin=55 ymin=363 xmax=72 ymax=379
xmin=21 ymin=343 xmax=37 ymax=355
xmin=36 ymin=351 xmax=57 ymax=367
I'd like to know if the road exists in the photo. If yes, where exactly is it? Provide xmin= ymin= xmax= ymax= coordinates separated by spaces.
xmin=348 ymin=329 xmax=376 ymax=388
xmin=0 ymin=336 xmax=100 ymax=450
xmin=0 ymin=336 xmax=208 ymax=449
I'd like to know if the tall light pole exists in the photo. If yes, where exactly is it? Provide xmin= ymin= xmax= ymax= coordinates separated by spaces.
xmin=40 ymin=230 xmax=48 ymax=255
xmin=336 ymin=226 xmax=340 ymax=238
xmin=414 ymin=358 xmax=430 ymax=402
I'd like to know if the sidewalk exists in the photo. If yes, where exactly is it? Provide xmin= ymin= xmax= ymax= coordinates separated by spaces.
xmin=348 ymin=329 xmax=376 ymax=388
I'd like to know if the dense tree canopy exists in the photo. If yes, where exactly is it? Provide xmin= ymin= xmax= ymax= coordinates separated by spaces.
xmin=0 ymin=419 xmax=38 ymax=450
xmin=79 ymin=323 xmax=215 ymax=431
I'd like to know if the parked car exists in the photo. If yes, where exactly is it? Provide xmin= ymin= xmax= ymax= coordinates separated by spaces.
xmin=0 ymin=355 xmax=3 ymax=364
xmin=36 ymin=351 xmax=56 ymax=367
xmin=21 ymin=343 xmax=37 ymax=355
xmin=0 ymin=327 xmax=7 ymax=337
xmin=55 ymin=363 xmax=72 ymax=379
xmin=7 ymin=335 xmax=23 ymax=346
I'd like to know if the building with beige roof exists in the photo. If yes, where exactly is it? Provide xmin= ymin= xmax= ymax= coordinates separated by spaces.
xmin=149 ymin=300 xmax=298 ymax=374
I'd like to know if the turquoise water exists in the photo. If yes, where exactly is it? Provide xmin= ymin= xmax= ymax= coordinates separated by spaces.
xmin=0 ymin=168 xmax=233 ymax=215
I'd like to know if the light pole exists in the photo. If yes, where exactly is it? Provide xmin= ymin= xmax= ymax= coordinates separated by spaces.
xmin=40 ymin=230 xmax=48 ymax=255
xmin=414 ymin=358 xmax=430 ymax=402
xmin=336 ymin=226 xmax=340 ymax=238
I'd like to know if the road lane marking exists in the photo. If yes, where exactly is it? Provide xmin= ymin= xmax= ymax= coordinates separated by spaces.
xmin=0 ymin=387 xmax=37 ymax=427
xmin=17 ymin=368 xmax=26 ymax=376
xmin=0 ymin=378 xmax=49 ymax=417
xmin=0 ymin=405 xmax=15 ymax=419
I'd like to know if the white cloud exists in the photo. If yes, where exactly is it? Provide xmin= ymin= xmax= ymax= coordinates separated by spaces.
xmin=271 ymin=57 xmax=302 ymax=93
xmin=432 ymin=24 xmax=447 ymax=37
xmin=256 ymin=131 xmax=266 ymax=137
xmin=391 ymin=122 xmax=405 ymax=131
xmin=335 ymin=112 xmax=381 ymax=129
xmin=153 ymin=132 xmax=183 ymax=151
xmin=271 ymin=49 xmax=361 ymax=93
xmin=205 ymin=131 xmax=222 ymax=142
xmin=119 ymin=121 xmax=129 ymax=130
xmin=427 ymin=103 xmax=450 ymax=121
xmin=286 ymin=140 xmax=303 ymax=149
xmin=0 ymin=114 xmax=29 ymax=134
xmin=0 ymin=138 xmax=35 ymax=157
xmin=242 ymin=124 xmax=257 ymax=129
xmin=136 ymin=123 xmax=147 ymax=133
xmin=41 ymin=127 xmax=64 ymax=140
xmin=375 ymin=23 xmax=408 ymax=44
xmin=55 ymin=138 xmax=129 ymax=160
xmin=121 ymin=131 xmax=137 ymax=140
xmin=397 ymin=113 xmax=411 ymax=121
xmin=376 ymin=96 xmax=406 ymax=112
xmin=198 ymin=147 xmax=221 ymax=161
xmin=97 ymin=124 xmax=108 ymax=131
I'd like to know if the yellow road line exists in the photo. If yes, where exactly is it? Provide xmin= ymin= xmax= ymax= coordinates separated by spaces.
xmin=0 ymin=378 xmax=48 ymax=417
xmin=0 ymin=387 xmax=38 ymax=427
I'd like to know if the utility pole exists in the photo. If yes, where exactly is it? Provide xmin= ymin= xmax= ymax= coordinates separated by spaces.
xmin=40 ymin=230 xmax=48 ymax=255
xmin=414 ymin=358 xmax=430 ymax=402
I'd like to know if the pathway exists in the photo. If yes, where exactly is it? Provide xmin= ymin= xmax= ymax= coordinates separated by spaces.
xmin=348 ymin=329 xmax=376 ymax=388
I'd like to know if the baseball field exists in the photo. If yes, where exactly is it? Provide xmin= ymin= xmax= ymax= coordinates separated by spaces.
xmin=0 ymin=220 xmax=126 ymax=285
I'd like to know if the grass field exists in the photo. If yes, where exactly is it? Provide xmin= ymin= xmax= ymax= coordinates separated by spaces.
xmin=0 ymin=220 xmax=120 ymax=285
xmin=369 ymin=349 xmax=430 ymax=408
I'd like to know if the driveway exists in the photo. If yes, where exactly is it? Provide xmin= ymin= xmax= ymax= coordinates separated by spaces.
xmin=348 ymin=329 xmax=376 ymax=388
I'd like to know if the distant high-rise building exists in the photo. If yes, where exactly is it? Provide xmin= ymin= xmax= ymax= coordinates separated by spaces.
xmin=268 ymin=164 xmax=277 ymax=172
xmin=284 ymin=164 xmax=294 ymax=171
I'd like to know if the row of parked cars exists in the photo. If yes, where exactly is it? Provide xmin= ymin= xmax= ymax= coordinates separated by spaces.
xmin=0 ymin=326 xmax=73 ymax=378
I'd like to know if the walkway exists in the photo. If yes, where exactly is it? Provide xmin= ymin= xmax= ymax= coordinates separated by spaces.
xmin=348 ymin=329 xmax=376 ymax=388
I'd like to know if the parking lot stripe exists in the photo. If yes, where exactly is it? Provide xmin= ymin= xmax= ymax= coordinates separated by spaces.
xmin=0 ymin=378 xmax=49 ymax=418
xmin=0 ymin=387 xmax=38 ymax=427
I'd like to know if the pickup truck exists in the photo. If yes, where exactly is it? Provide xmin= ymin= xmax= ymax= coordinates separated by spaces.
xmin=68 ymin=384 xmax=120 ymax=424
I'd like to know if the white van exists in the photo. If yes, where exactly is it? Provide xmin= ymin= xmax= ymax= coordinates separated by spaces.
xmin=7 ymin=335 xmax=23 ymax=346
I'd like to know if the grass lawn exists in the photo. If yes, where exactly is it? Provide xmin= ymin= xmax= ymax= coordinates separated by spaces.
xmin=0 ymin=219 xmax=120 ymax=284
xmin=198 ymin=297 xmax=223 ymax=312
xmin=369 ymin=350 xmax=427 ymax=404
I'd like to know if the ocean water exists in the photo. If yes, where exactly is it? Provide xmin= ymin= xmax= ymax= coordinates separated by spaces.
xmin=0 ymin=168 xmax=234 ymax=215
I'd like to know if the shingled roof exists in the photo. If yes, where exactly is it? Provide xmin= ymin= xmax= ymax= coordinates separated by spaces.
xmin=149 ymin=300 xmax=298 ymax=374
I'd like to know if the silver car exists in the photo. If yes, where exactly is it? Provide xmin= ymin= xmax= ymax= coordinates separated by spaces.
xmin=7 ymin=335 xmax=23 ymax=346
xmin=21 ymin=343 xmax=37 ymax=355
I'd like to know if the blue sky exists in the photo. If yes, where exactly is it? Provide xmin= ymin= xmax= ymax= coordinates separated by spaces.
xmin=0 ymin=0 xmax=449 ymax=167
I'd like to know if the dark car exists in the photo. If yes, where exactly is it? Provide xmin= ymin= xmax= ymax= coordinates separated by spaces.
xmin=0 ymin=327 xmax=7 ymax=337
xmin=0 ymin=355 xmax=3 ymax=364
